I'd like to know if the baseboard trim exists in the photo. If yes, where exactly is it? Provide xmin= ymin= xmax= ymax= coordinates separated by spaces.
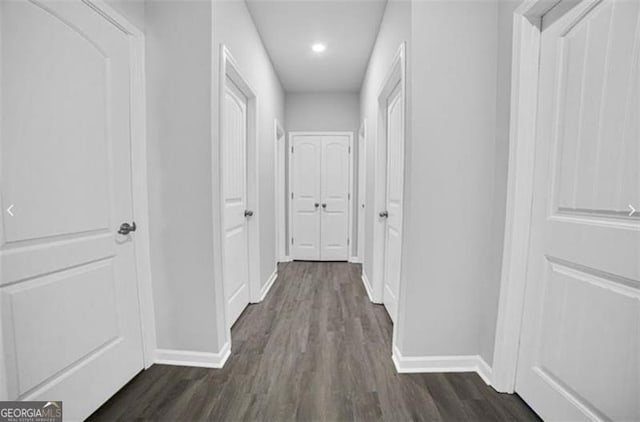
xmin=361 ymin=271 xmax=378 ymax=303
xmin=155 ymin=342 xmax=231 ymax=369
xmin=392 ymin=346 xmax=492 ymax=385
xmin=258 ymin=268 xmax=278 ymax=302
xmin=279 ymin=256 xmax=293 ymax=262
xmin=349 ymin=256 xmax=362 ymax=264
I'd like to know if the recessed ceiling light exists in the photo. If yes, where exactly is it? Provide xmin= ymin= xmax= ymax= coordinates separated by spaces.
xmin=312 ymin=43 xmax=326 ymax=53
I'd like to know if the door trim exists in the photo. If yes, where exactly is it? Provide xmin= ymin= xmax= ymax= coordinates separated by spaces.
xmin=287 ymin=131 xmax=354 ymax=261
xmin=0 ymin=0 xmax=156 ymax=399
xmin=274 ymin=119 xmax=287 ymax=261
xmin=89 ymin=0 xmax=157 ymax=371
xmin=372 ymin=43 xmax=406 ymax=310
xmin=217 ymin=46 xmax=261 ymax=331
xmin=373 ymin=42 xmax=407 ymax=359
xmin=491 ymin=0 xmax=572 ymax=394
xmin=355 ymin=119 xmax=367 ymax=264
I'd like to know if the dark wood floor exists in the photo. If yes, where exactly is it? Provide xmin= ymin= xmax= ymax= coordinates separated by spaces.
xmin=89 ymin=261 xmax=540 ymax=421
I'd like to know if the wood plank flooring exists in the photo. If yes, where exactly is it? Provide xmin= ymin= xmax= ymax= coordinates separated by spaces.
xmin=89 ymin=261 xmax=540 ymax=421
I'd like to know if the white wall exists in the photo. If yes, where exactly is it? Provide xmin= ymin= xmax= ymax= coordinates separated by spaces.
xmin=212 ymin=1 xmax=286 ymax=292
xmin=359 ymin=0 xmax=411 ymax=298
xmin=285 ymin=92 xmax=359 ymax=132
xmin=358 ymin=0 xmax=520 ymax=374
xmin=397 ymin=1 xmax=500 ymax=361
xmin=143 ymin=0 xmax=284 ymax=356
xmin=145 ymin=1 xmax=221 ymax=353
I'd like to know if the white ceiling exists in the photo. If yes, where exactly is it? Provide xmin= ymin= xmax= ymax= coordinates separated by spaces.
xmin=246 ymin=0 xmax=387 ymax=93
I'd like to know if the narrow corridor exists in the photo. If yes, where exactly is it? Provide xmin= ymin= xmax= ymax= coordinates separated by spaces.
xmin=90 ymin=262 xmax=539 ymax=421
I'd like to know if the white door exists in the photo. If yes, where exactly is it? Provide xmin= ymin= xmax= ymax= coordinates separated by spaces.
xmin=382 ymin=84 xmax=404 ymax=322
xmin=357 ymin=126 xmax=367 ymax=262
xmin=516 ymin=1 xmax=640 ymax=420
xmin=320 ymin=135 xmax=351 ymax=261
xmin=291 ymin=136 xmax=322 ymax=260
xmin=0 ymin=1 xmax=144 ymax=420
xmin=290 ymin=134 xmax=351 ymax=261
xmin=222 ymin=77 xmax=250 ymax=327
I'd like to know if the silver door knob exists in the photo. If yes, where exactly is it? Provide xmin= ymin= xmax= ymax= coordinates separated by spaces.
xmin=379 ymin=211 xmax=388 ymax=218
xmin=314 ymin=203 xmax=320 ymax=208
xmin=244 ymin=210 xmax=254 ymax=217
xmin=322 ymin=203 xmax=327 ymax=209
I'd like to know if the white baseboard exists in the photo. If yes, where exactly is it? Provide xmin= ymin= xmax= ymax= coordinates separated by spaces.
xmin=361 ymin=270 xmax=378 ymax=303
xmin=279 ymin=256 xmax=293 ymax=262
xmin=155 ymin=342 xmax=231 ymax=369
xmin=349 ymin=256 xmax=362 ymax=263
xmin=257 ymin=268 xmax=278 ymax=302
xmin=392 ymin=346 xmax=493 ymax=385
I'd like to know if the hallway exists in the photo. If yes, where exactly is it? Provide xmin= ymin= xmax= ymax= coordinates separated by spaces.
xmin=89 ymin=262 xmax=539 ymax=421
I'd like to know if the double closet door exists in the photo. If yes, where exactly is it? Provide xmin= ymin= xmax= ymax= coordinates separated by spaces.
xmin=290 ymin=133 xmax=351 ymax=261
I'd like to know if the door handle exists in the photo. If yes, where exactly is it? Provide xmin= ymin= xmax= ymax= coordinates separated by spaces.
xmin=244 ymin=210 xmax=254 ymax=217
xmin=118 ymin=221 xmax=137 ymax=235
xmin=379 ymin=211 xmax=389 ymax=218
xmin=314 ymin=203 xmax=320 ymax=208
xmin=322 ymin=203 xmax=327 ymax=209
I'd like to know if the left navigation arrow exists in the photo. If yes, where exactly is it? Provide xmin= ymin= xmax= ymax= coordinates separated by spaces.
xmin=6 ymin=204 xmax=14 ymax=216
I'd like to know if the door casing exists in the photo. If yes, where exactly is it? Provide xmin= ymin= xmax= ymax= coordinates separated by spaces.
xmin=356 ymin=120 xmax=367 ymax=264
xmin=0 ymin=0 xmax=156 ymax=399
xmin=274 ymin=119 xmax=287 ymax=262
xmin=491 ymin=0 xmax=599 ymax=394
xmin=370 ymin=43 xmax=406 ymax=314
xmin=217 ymin=46 xmax=262 ymax=341
xmin=287 ymin=131 xmax=354 ymax=261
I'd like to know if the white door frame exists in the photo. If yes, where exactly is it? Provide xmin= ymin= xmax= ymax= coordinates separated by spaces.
xmin=0 ymin=0 xmax=157 ymax=399
xmin=372 ymin=43 xmax=406 ymax=306
xmin=217 ymin=46 xmax=262 ymax=322
xmin=491 ymin=0 xmax=577 ymax=394
xmin=288 ymin=131 xmax=354 ymax=261
xmin=355 ymin=119 xmax=367 ymax=264
xmin=274 ymin=119 xmax=288 ymax=262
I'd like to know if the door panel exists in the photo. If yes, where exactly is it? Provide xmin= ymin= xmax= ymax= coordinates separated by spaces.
xmin=516 ymin=1 xmax=640 ymax=420
xmin=222 ymin=77 xmax=250 ymax=327
xmin=291 ymin=136 xmax=322 ymax=260
xmin=0 ymin=1 xmax=143 ymax=419
xmin=383 ymin=84 xmax=404 ymax=322
xmin=320 ymin=136 xmax=350 ymax=261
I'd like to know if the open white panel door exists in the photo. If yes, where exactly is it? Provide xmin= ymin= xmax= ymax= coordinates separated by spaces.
xmin=222 ymin=77 xmax=251 ymax=327
xmin=382 ymin=84 xmax=404 ymax=322
xmin=0 ymin=1 xmax=144 ymax=419
xmin=516 ymin=1 xmax=640 ymax=420
xmin=291 ymin=136 xmax=322 ymax=260
xmin=320 ymin=135 xmax=350 ymax=261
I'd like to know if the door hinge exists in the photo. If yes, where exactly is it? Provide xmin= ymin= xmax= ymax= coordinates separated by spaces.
xmin=291 ymin=146 xmax=294 ymax=154
xmin=291 ymin=238 xmax=294 ymax=244
xmin=348 ymin=146 xmax=351 ymax=153
xmin=347 ymin=238 xmax=350 ymax=245
xmin=291 ymin=192 xmax=294 ymax=199
xmin=348 ymin=193 xmax=351 ymax=200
